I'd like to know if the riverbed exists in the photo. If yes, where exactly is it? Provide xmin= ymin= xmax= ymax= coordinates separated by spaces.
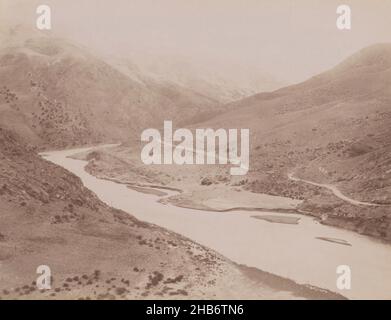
xmin=42 ymin=146 xmax=391 ymax=300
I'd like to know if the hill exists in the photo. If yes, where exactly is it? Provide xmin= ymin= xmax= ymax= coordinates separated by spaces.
xmin=190 ymin=43 xmax=391 ymax=240
xmin=0 ymin=27 xmax=218 ymax=148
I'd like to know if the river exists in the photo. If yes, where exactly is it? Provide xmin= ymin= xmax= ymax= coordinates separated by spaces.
xmin=42 ymin=146 xmax=391 ymax=300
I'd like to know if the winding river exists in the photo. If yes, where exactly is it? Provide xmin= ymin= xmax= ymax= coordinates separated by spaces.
xmin=42 ymin=146 xmax=391 ymax=300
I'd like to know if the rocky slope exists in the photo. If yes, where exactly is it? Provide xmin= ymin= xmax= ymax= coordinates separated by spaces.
xmin=0 ymin=128 xmax=346 ymax=300
xmin=0 ymin=27 xmax=218 ymax=149
xmin=90 ymin=44 xmax=391 ymax=241
xmin=192 ymin=43 xmax=391 ymax=240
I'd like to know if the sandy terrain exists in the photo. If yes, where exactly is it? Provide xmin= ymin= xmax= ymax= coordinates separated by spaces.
xmin=72 ymin=145 xmax=301 ymax=214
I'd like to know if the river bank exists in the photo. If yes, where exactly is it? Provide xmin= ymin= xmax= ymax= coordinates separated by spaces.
xmin=0 ymin=131 xmax=330 ymax=300
xmin=74 ymin=144 xmax=391 ymax=242
xmin=43 ymin=145 xmax=391 ymax=299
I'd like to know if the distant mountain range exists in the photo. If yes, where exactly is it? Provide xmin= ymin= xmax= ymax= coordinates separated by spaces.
xmin=120 ymin=53 xmax=287 ymax=103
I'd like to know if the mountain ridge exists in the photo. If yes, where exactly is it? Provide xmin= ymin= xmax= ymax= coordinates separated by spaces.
xmin=0 ymin=31 xmax=220 ymax=148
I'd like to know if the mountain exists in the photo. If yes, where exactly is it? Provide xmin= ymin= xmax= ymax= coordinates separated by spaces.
xmin=0 ymin=27 xmax=218 ymax=148
xmin=123 ymin=53 xmax=287 ymax=103
xmin=196 ymin=43 xmax=391 ymax=240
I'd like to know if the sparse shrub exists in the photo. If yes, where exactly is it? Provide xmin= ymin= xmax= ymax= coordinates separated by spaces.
xmin=200 ymin=177 xmax=213 ymax=186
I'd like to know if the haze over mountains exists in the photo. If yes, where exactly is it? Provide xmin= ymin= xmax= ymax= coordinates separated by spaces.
xmin=0 ymin=27 xmax=223 ymax=148
xmin=1 ymin=27 xmax=319 ymax=299
xmin=118 ymin=53 xmax=286 ymax=102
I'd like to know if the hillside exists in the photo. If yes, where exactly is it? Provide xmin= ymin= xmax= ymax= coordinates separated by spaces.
xmin=85 ymin=44 xmax=391 ymax=241
xmin=0 ymin=28 xmax=218 ymax=149
xmin=194 ymin=43 xmax=391 ymax=240
xmin=1 ymin=128 xmax=347 ymax=299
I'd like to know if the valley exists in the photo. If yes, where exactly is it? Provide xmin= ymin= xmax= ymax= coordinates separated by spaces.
xmin=1 ymin=129 xmax=324 ymax=300
xmin=43 ymin=144 xmax=391 ymax=300
xmin=1 ymin=22 xmax=391 ymax=300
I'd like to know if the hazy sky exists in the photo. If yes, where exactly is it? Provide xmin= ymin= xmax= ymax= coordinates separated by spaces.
xmin=2 ymin=0 xmax=391 ymax=83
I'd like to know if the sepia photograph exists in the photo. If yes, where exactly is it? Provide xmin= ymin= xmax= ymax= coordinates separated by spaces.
xmin=0 ymin=0 xmax=390 ymax=307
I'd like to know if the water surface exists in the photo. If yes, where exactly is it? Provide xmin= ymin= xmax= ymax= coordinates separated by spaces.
xmin=43 ymin=146 xmax=391 ymax=299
